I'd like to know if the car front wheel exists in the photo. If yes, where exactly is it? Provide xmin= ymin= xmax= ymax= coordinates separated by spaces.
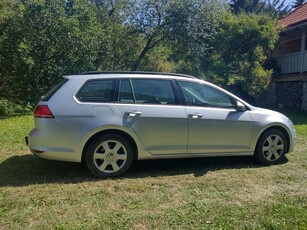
xmin=85 ymin=134 xmax=134 ymax=178
xmin=254 ymin=129 xmax=288 ymax=165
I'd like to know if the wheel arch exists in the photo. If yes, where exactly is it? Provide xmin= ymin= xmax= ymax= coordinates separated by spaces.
xmin=81 ymin=129 xmax=138 ymax=163
xmin=255 ymin=125 xmax=290 ymax=153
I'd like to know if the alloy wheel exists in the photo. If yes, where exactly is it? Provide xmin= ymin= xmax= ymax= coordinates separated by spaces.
xmin=262 ymin=134 xmax=284 ymax=161
xmin=93 ymin=140 xmax=128 ymax=173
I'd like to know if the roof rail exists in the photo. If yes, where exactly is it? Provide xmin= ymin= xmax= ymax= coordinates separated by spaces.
xmin=81 ymin=71 xmax=197 ymax=79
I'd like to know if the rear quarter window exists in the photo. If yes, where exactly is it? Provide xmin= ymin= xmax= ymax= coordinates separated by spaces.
xmin=77 ymin=80 xmax=116 ymax=102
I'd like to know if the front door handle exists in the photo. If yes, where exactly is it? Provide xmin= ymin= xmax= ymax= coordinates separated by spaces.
xmin=188 ymin=113 xmax=203 ymax=119
xmin=126 ymin=111 xmax=142 ymax=117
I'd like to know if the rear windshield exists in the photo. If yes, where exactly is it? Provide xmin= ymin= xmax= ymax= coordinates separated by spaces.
xmin=41 ymin=79 xmax=68 ymax=101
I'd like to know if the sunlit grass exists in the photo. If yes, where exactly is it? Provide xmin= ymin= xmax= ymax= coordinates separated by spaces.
xmin=0 ymin=115 xmax=33 ymax=160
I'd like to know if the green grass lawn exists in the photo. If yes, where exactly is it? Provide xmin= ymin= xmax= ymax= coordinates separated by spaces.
xmin=0 ymin=110 xmax=306 ymax=229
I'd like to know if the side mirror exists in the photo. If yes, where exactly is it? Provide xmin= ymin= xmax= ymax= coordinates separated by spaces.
xmin=235 ymin=101 xmax=245 ymax=112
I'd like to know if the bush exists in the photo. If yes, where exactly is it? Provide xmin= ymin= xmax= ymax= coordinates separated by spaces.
xmin=204 ymin=13 xmax=279 ymax=102
xmin=0 ymin=98 xmax=32 ymax=117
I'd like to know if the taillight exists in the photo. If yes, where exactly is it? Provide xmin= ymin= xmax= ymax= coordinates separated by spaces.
xmin=34 ymin=105 xmax=54 ymax=118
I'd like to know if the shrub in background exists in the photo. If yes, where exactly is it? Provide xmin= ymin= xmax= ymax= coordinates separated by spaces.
xmin=0 ymin=98 xmax=32 ymax=117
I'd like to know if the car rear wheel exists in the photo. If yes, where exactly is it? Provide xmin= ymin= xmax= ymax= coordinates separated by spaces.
xmin=85 ymin=134 xmax=134 ymax=178
xmin=254 ymin=129 xmax=287 ymax=165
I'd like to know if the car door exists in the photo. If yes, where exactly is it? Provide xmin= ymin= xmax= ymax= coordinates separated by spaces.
xmin=115 ymin=78 xmax=188 ymax=155
xmin=177 ymin=80 xmax=252 ymax=154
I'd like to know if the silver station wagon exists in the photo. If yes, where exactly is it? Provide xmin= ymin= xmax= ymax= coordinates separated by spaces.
xmin=27 ymin=72 xmax=296 ymax=177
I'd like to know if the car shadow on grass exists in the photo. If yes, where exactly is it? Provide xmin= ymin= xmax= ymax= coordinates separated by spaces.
xmin=0 ymin=154 xmax=288 ymax=187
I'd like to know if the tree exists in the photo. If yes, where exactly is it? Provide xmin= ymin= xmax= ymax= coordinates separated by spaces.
xmin=92 ymin=0 xmax=212 ymax=72
xmin=0 ymin=0 xmax=102 ymax=104
xmin=0 ymin=0 xmax=281 ymax=106
xmin=292 ymin=0 xmax=306 ymax=9
xmin=165 ymin=0 xmax=227 ymax=76
xmin=264 ymin=0 xmax=291 ymax=19
xmin=106 ymin=0 xmax=226 ymax=72
xmin=230 ymin=0 xmax=290 ymax=19
xmin=88 ymin=0 xmax=139 ymax=70
xmin=230 ymin=0 xmax=265 ymax=14
xmin=127 ymin=0 xmax=169 ymax=71
xmin=137 ymin=43 xmax=176 ymax=72
xmin=205 ymin=13 xmax=279 ymax=102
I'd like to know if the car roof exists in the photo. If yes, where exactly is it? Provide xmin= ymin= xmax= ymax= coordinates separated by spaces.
xmin=82 ymin=71 xmax=197 ymax=78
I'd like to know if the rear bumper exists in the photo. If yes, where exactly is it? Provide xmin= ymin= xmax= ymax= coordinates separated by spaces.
xmin=30 ymin=149 xmax=80 ymax=162
xmin=27 ymin=128 xmax=82 ymax=163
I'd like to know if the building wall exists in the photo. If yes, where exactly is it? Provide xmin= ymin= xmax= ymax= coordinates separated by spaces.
xmin=303 ymin=81 xmax=307 ymax=110
xmin=275 ymin=81 xmax=303 ymax=109
xmin=273 ymin=30 xmax=303 ymax=57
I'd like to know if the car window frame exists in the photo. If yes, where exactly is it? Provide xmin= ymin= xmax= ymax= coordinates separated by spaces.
xmin=116 ymin=79 xmax=135 ymax=103
xmin=176 ymin=80 xmax=237 ymax=109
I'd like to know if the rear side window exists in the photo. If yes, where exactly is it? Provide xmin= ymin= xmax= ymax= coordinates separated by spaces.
xmin=130 ymin=79 xmax=178 ymax=105
xmin=78 ymin=80 xmax=115 ymax=102
xmin=41 ymin=79 xmax=68 ymax=101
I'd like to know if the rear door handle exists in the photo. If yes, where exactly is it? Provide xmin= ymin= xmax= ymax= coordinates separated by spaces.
xmin=126 ymin=111 xmax=142 ymax=117
xmin=188 ymin=113 xmax=203 ymax=119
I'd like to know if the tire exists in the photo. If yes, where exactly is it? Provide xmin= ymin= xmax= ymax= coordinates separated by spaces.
xmin=85 ymin=134 xmax=134 ymax=178
xmin=254 ymin=129 xmax=287 ymax=165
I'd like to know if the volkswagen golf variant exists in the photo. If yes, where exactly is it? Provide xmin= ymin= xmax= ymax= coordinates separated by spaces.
xmin=27 ymin=72 xmax=296 ymax=177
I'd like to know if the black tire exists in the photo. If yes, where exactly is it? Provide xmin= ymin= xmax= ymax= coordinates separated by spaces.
xmin=254 ymin=129 xmax=287 ymax=165
xmin=85 ymin=134 xmax=134 ymax=178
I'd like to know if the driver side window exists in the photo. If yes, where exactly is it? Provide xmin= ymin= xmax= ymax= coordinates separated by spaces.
xmin=178 ymin=81 xmax=235 ymax=108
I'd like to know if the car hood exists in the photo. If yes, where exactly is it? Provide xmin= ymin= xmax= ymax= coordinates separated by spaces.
xmin=252 ymin=107 xmax=288 ymax=119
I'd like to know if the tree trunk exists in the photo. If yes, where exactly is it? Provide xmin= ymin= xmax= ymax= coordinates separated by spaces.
xmin=94 ymin=43 xmax=106 ymax=70
xmin=131 ymin=36 xmax=155 ymax=71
